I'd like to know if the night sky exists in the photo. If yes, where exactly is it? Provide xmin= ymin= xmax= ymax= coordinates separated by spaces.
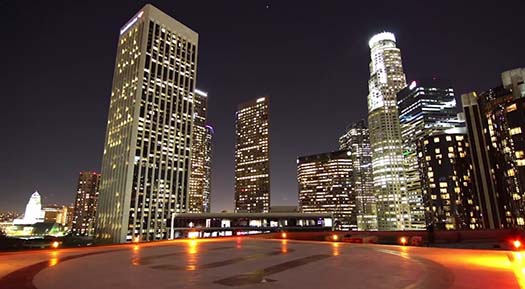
xmin=2 ymin=1 xmax=524 ymax=212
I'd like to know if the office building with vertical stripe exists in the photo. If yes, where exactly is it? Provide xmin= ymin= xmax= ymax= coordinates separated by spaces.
xmin=462 ymin=69 xmax=525 ymax=229
xmin=234 ymin=97 xmax=270 ymax=213
xmin=96 ymin=4 xmax=198 ymax=243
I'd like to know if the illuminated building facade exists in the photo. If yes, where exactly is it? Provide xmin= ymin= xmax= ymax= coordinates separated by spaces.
xmin=397 ymin=79 xmax=462 ymax=230
xmin=297 ymin=150 xmax=356 ymax=230
xmin=485 ymin=97 xmax=525 ymax=227
xmin=96 ymin=4 xmax=199 ymax=243
xmin=234 ymin=97 xmax=270 ymax=213
xmin=72 ymin=172 xmax=101 ymax=236
xmin=367 ymin=32 xmax=409 ymax=230
xmin=462 ymin=68 xmax=525 ymax=229
xmin=203 ymin=125 xmax=213 ymax=212
xmin=418 ymin=128 xmax=482 ymax=230
xmin=339 ymin=120 xmax=377 ymax=231
xmin=13 ymin=191 xmax=44 ymax=225
xmin=188 ymin=89 xmax=213 ymax=213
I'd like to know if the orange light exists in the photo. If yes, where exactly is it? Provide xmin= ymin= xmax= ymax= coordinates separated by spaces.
xmin=281 ymin=232 xmax=287 ymax=239
xmin=51 ymin=241 xmax=59 ymax=249
xmin=332 ymin=242 xmax=340 ymax=256
xmin=187 ymin=239 xmax=198 ymax=255
xmin=281 ymin=239 xmax=288 ymax=253
xmin=400 ymin=237 xmax=407 ymax=246
xmin=514 ymin=240 xmax=522 ymax=250
xmin=133 ymin=236 xmax=140 ymax=243
xmin=332 ymin=234 xmax=339 ymax=241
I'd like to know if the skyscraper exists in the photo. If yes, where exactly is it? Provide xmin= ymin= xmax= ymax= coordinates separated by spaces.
xmin=96 ymin=4 xmax=199 ymax=243
xmin=72 ymin=172 xmax=101 ymax=236
xmin=339 ymin=120 xmax=377 ymax=231
xmin=203 ymin=125 xmax=214 ymax=212
xmin=417 ymin=128 xmax=482 ymax=230
xmin=367 ymin=32 xmax=408 ymax=230
xmin=234 ymin=97 xmax=270 ymax=213
xmin=462 ymin=68 xmax=525 ymax=229
xmin=188 ymin=89 xmax=213 ymax=213
xmin=297 ymin=150 xmax=356 ymax=230
xmin=397 ymin=79 xmax=462 ymax=230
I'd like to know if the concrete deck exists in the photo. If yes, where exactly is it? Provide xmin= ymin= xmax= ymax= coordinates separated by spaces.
xmin=0 ymin=238 xmax=524 ymax=289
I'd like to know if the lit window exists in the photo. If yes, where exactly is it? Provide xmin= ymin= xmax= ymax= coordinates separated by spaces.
xmin=516 ymin=151 xmax=524 ymax=159
xmin=434 ymin=137 xmax=440 ymax=143
xmin=510 ymin=127 xmax=522 ymax=136
xmin=507 ymin=104 xmax=517 ymax=112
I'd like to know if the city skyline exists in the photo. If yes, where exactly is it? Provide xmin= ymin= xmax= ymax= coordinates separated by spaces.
xmin=2 ymin=1 xmax=525 ymax=213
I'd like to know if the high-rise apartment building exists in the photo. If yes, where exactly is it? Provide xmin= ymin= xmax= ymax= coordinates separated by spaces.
xmin=417 ymin=128 xmax=482 ymax=230
xmin=297 ymin=150 xmax=356 ymax=230
xmin=367 ymin=32 xmax=408 ymax=230
xmin=188 ymin=89 xmax=212 ymax=213
xmin=72 ymin=172 xmax=101 ymax=236
xmin=96 ymin=4 xmax=199 ymax=243
xmin=234 ymin=97 xmax=270 ymax=213
xmin=462 ymin=68 xmax=525 ymax=229
xmin=397 ymin=79 xmax=462 ymax=230
xmin=339 ymin=120 xmax=377 ymax=231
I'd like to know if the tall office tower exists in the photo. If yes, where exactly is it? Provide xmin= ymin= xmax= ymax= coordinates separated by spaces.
xmin=203 ymin=125 xmax=214 ymax=212
xmin=72 ymin=172 xmax=101 ymax=236
xmin=339 ymin=120 xmax=377 ymax=231
xmin=297 ymin=150 xmax=356 ymax=230
xmin=397 ymin=79 xmax=462 ymax=230
xmin=418 ymin=128 xmax=482 ymax=230
xmin=234 ymin=97 xmax=270 ymax=213
xmin=367 ymin=32 xmax=408 ymax=230
xmin=462 ymin=69 xmax=525 ymax=229
xmin=96 ymin=4 xmax=199 ymax=243
xmin=188 ymin=89 xmax=212 ymax=213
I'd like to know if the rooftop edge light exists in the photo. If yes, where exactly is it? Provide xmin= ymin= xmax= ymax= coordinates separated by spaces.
xmin=368 ymin=32 xmax=396 ymax=48
xmin=120 ymin=11 xmax=144 ymax=35
xmin=195 ymin=89 xmax=208 ymax=97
